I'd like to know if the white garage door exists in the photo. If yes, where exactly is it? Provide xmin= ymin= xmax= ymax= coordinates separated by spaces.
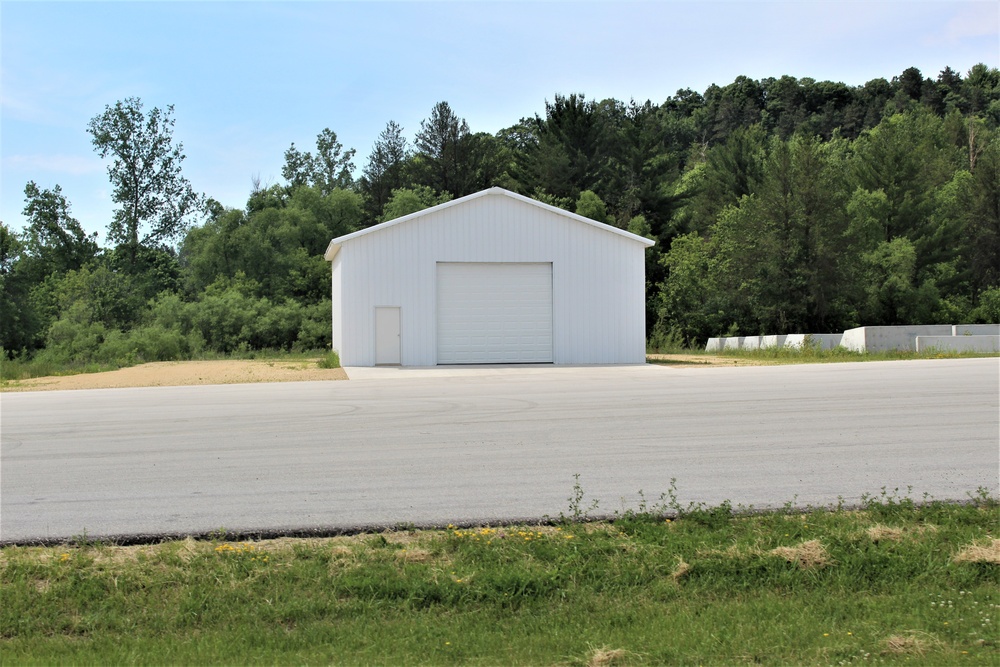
xmin=437 ymin=263 xmax=553 ymax=364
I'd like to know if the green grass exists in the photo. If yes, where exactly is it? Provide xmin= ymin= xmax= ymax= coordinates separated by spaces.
xmin=648 ymin=346 xmax=1000 ymax=365
xmin=2 ymin=493 xmax=997 ymax=665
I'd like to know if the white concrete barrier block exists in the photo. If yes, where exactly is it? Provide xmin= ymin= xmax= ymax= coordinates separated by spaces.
xmin=760 ymin=335 xmax=787 ymax=349
xmin=808 ymin=334 xmax=843 ymax=350
xmin=742 ymin=336 xmax=762 ymax=350
xmin=916 ymin=335 xmax=1000 ymax=353
xmin=784 ymin=334 xmax=807 ymax=349
xmin=839 ymin=325 xmax=953 ymax=353
xmin=954 ymin=324 xmax=1000 ymax=336
xmin=840 ymin=327 xmax=867 ymax=352
xmin=723 ymin=337 xmax=744 ymax=350
xmin=705 ymin=337 xmax=725 ymax=352
xmin=784 ymin=333 xmax=842 ymax=350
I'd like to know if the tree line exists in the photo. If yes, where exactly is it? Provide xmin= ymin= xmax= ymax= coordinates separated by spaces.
xmin=1 ymin=64 xmax=998 ymax=368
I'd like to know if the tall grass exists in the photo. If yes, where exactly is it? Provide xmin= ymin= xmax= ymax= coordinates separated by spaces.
xmin=719 ymin=345 xmax=1000 ymax=363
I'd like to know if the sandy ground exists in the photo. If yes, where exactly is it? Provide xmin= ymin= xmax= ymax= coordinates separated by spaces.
xmin=646 ymin=353 xmax=770 ymax=367
xmin=0 ymin=354 xmax=756 ymax=392
xmin=1 ymin=359 xmax=348 ymax=392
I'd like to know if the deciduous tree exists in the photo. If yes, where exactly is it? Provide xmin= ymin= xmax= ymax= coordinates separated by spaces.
xmin=21 ymin=181 xmax=99 ymax=277
xmin=87 ymin=98 xmax=202 ymax=266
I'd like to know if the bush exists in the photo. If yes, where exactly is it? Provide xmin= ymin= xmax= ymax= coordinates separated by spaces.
xmin=295 ymin=300 xmax=332 ymax=351
xmin=317 ymin=349 xmax=340 ymax=369
xmin=99 ymin=325 xmax=189 ymax=364
xmin=37 ymin=314 xmax=108 ymax=365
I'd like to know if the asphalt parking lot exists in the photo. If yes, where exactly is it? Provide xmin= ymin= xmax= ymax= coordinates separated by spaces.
xmin=2 ymin=358 xmax=997 ymax=543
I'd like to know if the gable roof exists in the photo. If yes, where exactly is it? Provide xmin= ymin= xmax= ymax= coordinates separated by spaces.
xmin=323 ymin=187 xmax=655 ymax=260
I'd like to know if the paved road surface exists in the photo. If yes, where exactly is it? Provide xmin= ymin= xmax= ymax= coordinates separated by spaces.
xmin=2 ymin=359 xmax=997 ymax=543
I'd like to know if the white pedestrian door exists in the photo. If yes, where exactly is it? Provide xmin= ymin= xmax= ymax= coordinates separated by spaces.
xmin=374 ymin=307 xmax=401 ymax=365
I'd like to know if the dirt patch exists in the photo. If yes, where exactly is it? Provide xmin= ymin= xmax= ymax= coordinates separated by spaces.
xmin=646 ymin=353 xmax=773 ymax=367
xmin=1 ymin=359 xmax=348 ymax=392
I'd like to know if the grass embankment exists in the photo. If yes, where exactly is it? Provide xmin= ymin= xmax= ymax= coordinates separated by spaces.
xmin=2 ymin=494 xmax=997 ymax=665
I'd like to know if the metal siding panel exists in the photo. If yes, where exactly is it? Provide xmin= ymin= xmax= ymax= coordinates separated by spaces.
xmin=331 ymin=253 xmax=343 ymax=357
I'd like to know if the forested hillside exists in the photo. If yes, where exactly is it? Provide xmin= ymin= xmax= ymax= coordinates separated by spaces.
xmin=2 ymin=64 xmax=998 ymax=368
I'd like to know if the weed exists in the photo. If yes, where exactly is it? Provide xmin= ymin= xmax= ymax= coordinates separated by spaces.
xmin=69 ymin=529 xmax=97 ymax=549
xmin=564 ymin=473 xmax=599 ymax=522
xmin=207 ymin=526 xmax=229 ymax=541
xmin=968 ymin=486 xmax=998 ymax=508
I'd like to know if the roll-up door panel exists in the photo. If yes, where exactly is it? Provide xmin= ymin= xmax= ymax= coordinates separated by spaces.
xmin=437 ymin=263 xmax=552 ymax=364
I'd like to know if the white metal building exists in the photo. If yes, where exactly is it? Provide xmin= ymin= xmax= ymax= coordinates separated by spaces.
xmin=323 ymin=187 xmax=654 ymax=366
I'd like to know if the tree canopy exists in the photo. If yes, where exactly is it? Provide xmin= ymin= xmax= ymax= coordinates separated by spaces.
xmin=5 ymin=64 xmax=1000 ymax=366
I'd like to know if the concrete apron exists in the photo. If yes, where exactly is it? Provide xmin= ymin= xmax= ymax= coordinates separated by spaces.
xmin=344 ymin=363 xmax=662 ymax=380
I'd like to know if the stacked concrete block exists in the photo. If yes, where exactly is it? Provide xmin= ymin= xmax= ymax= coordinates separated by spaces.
xmin=841 ymin=325 xmax=953 ymax=353
xmin=916 ymin=336 xmax=1000 ymax=353
xmin=954 ymin=324 xmax=1000 ymax=336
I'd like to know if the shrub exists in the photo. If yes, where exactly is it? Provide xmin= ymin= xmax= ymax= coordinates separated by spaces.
xmin=101 ymin=325 xmax=189 ymax=363
xmin=295 ymin=299 xmax=332 ymax=351
xmin=317 ymin=349 xmax=341 ymax=369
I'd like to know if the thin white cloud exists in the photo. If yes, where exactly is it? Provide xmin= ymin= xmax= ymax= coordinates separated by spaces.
xmin=922 ymin=2 xmax=1000 ymax=45
xmin=944 ymin=3 xmax=1000 ymax=41
xmin=4 ymin=154 xmax=104 ymax=176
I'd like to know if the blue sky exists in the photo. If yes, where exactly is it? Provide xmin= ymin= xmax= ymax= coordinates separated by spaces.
xmin=2 ymin=1 xmax=998 ymax=242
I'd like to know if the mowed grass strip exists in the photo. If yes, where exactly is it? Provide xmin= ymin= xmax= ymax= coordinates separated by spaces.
xmin=1 ymin=499 xmax=997 ymax=665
